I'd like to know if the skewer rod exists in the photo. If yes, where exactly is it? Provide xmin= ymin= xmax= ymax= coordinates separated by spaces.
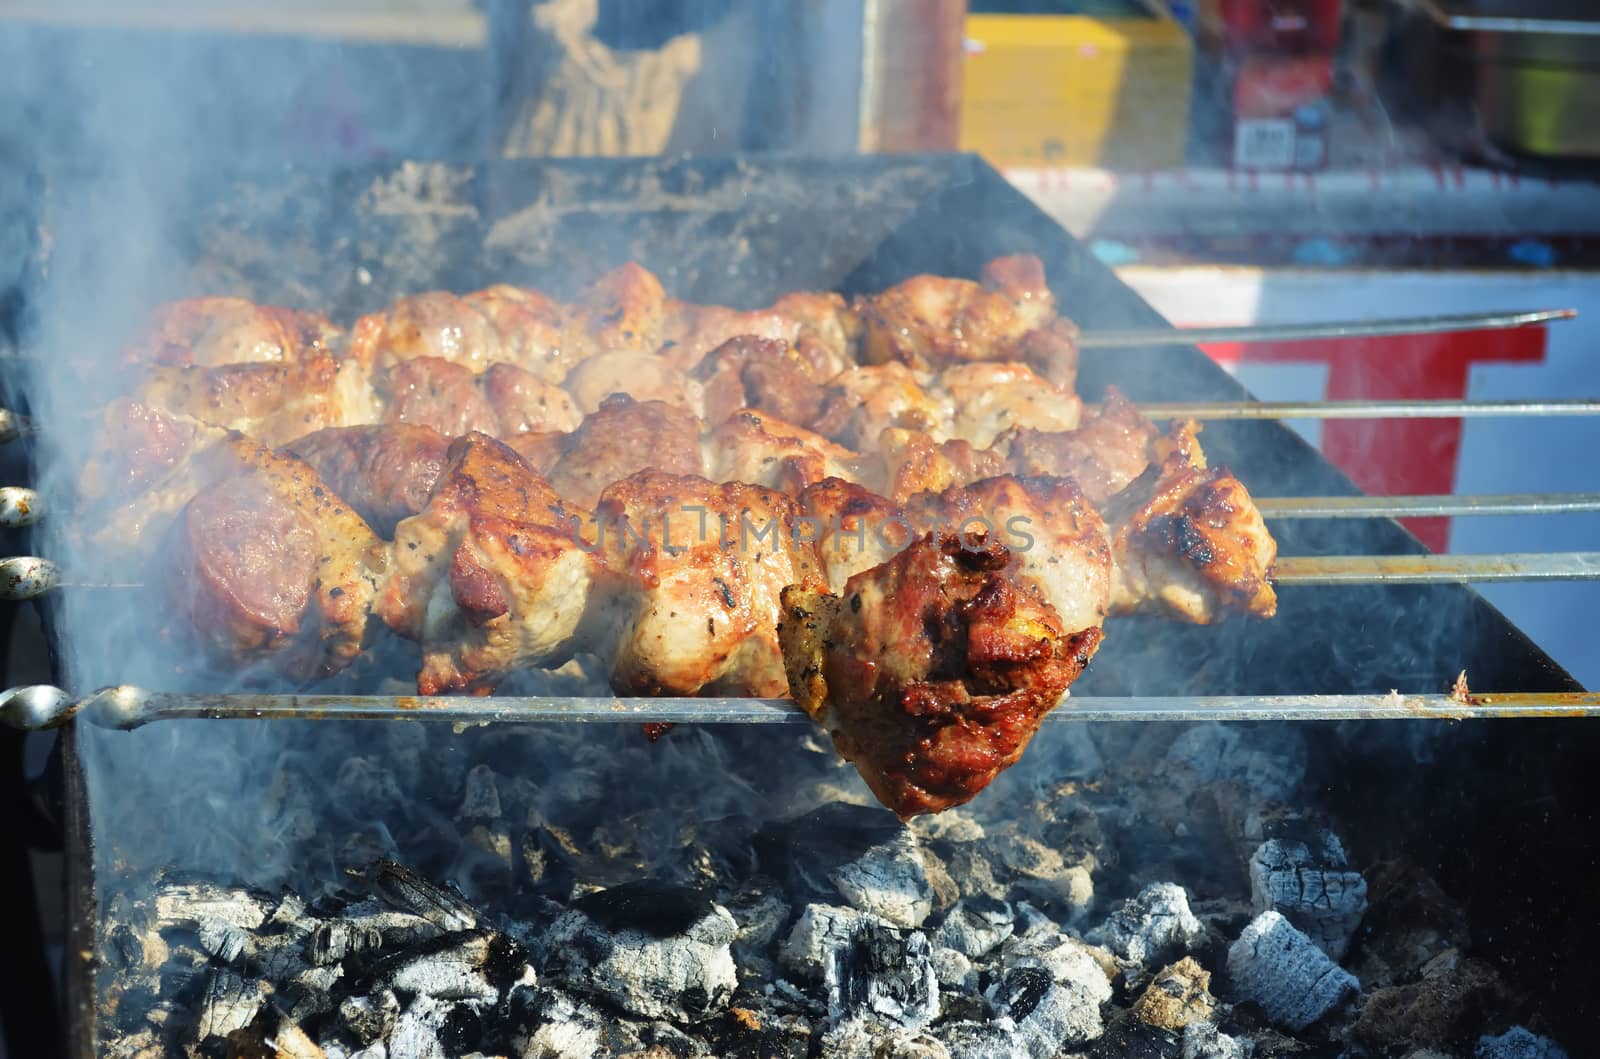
xmin=1274 ymin=551 xmax=1600 ymax=585
xmin=2 ymin=685 xmax=1595 ymax=731
xmin=1135 ymin=397 xmax=1600 ymax=420
xmin=1080 ymin=307 xmax=1575 ymax=350
xmin=1258 ymin=492 xmax=1600 ymax=519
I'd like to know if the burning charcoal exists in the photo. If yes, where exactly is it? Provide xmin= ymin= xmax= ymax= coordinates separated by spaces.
xmin=829 ymin=828 xmax=934 ymax=929
xmin=1089 ymin=882 xmax=1204 ymax=969
xmin=781 ymin=904 xmax=892 ymax=981
xmin=1476 ymin=1027 xmax=1571 ymax=1059
xmin=542 ymin=880 xmax=738 ymax=1022
xmin=820 ymin=1015 xmax=950 ymax=1058
xmin=707 ymin=1006 xmax=814 ymax=1058
xmin=1248 ymin=836 xmax=1367 ymax=960
xmin=351 ymin=860 xmax=478 ymax=932
xmin=1353 ymin=949 xmax=1506 ymax=1049
xmin=377 ymin=930 xmax=532 ymax=1003
xmin=154 ymin=881 xmax=271 ymax=932
xmin=757 ymin=803 xmax=933 ymax=927
xmin=934 ymin=841 xmax=1008 ymax=902
xmin=339 ymin=989 xmax=400 ymax=1044
xmin=1085 ymin=1020 xmax=1180 ymax=1058
xmin=195 ymin=914 xmax=253 ymax=963
xmin=939 ymin=1020 xmax=1024 ymax=1059
xmin=997 ymin=926 xmax=1115 ymax=1005
xmin=269 ymin=1017 xmax=328 ymax=1059
xmin=1226 ymin=910 xmax=1358 ymax=1032
xmin=825 ymin=923 xmax=939 ymax=1030
xmin=1165 ymin=724 xmax=1307 ymax=802
xmin=723 ymin=874 xmax=792 ymax=953
xmin=1180 ymin=1022 xmax=1250 ymax=1059
xmin=931 ymin=947 xmax=974 ymax=992
xmin=506 ymin=985 xmax=630 ymax=1058
xmin=934 ymin=898 xmax=1014 ymax=958
xmin=1129 ymin=958 xmax=1215 ymax=1031
xmin=196 ymin=968 xmax=265 ymax=1040
xmin=457 ymin=763 xmax=503 ymax=821
xmin=988 ymin=823 xmax=1095 ymax=916
xmin=987 ymin=965 xmax=1104 ymax=1056
xmin=389 ymin=994 xmax=450 ymax=1059
xmin=1354 ymin=861 xmax=1470 ymax=988
xmin=334 ymin=755 xmax=405 ymax=815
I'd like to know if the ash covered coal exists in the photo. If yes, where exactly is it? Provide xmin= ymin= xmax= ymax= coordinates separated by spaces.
xmin=98 ymin=721 xmax=1565 ymax=1058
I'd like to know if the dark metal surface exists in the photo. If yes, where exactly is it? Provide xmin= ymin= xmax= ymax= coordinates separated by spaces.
xmin=19 ymin=154 xmax=1598 ymax=1052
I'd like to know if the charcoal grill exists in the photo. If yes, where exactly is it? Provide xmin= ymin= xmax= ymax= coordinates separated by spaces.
xmin=1 ymin=154 xmax=1597 ymax=1053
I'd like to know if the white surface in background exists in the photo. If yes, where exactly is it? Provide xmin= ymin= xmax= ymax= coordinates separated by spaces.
xmin=1117 ymin=266 xmax=1600 ymax=690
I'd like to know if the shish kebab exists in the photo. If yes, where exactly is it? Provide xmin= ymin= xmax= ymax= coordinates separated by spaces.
xmin=14 ymin=257 xmax=1585 ymax=816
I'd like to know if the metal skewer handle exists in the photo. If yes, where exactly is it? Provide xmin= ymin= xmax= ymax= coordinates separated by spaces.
xmin=1081 ymin=307 xmax=1575 ymax=350
xmin=3 ymin=684 xmax=1596 ymax=732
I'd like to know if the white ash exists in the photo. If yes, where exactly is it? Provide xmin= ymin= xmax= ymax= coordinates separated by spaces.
xmin=387 ymin=993 xmax=450 ymax=1059
xmin=339 ymin=990 xmax=400 ymax=1045
xmin=1165 ymin=725 xmax=1307 ymax=802
xmin=939 ymin=1019 xmax=1025 ymax=1058
xmin=931 ymin=947 xmax=975 ymax=991
xmin=1182 ymin=1021 xmax=1252 ymax=1059
xmin=997 ymin=928 xmax=1115 ymax=1007
xmin=383 ymin=931 xmax=505 ymax=1003
xmin=826 ymin=922 xmax=940 ymax=1030
xmin=1089 ymin=882 xmax=1204 ymax=969
xmin=724 ymin=875 xmax=792 ymax=951
xmin=935 ymin=898 xmax=1015 ymax=958
xmin=154 ymin=881 xmax=270 ymax=932
xmin=1227 ymin=910 xmax=1358 ymax=1032
xmin=541 ymin=881 xmax=737 ymax=1022
xmin=1248 ymin=835 xmax=1367 ymax=960
xmin=829 ymin=827 xmax=935 ymax=928
xmin=821 ymin=1015 xmax=951 ymax=1058
xmin=1476 ymin=1027 xmax=1571 ymax=1059
xmin=987 ymin=965 xmax=1104 ymax=1057
xmin=782 ymin=903 xmax=893 ymax=980
xmin=196 ymin=967 xmax=264 ymax=1040
xmin=987 ymin=827 xmax=1095 ymax=916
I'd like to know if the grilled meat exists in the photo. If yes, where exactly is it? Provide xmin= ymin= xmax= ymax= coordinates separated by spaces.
xmin=704 ymin=410 xmax=876 ymax=495
xmin=283 ymin=424 xmax=453 ymax=538
xmin=1005 ymin=387 xmax=1159 ymax=504
xmin=779 ymin=532 xmax=1102 ymax=817
xmin=348 ymin=291 xmax=506 ymax=373
xmin=941 ymin=361 xmax=1081 ymax=448
xmin=461 ymin=285 xmax=571 ymax=382
xmin=122 ymin=297 xmax=339 ymax=369
xmin=542 ymin=394 xmax=705 ymax=511
xmin=797 ymin=477 xmax=912 ymax=593
xmin=692 ymin=335 xmax=832 ymax=428
xmin=380 ymin=357 xmax=581 ymax=437
xmin=880 ymin=428 xmax=1008 ymax=504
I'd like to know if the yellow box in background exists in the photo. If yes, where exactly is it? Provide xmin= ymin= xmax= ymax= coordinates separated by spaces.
xmin=960 ymin=0 xmax=1194 ymax=169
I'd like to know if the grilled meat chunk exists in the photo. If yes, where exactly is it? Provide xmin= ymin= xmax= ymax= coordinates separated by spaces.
xmin=173 ymin=446 xmax=387 ymax=680
xmin=660 ymin=301 xmax=799 ymax=372
xmin=462 ymin=285 xmax=572 ymax=381
xmin=283 ymin=424 xmax=453 ymax=538
xmin=121 ymin=297 xmax=338 ymax=368
xmin=542 ymin=394 xmax=705 ymax=511
xmin=692 ymin=336 xmax=832 ymax=428
xmin=797 ymin=477 xmax=912 ymax=593
xmin=1005 ymin=387 xmax=1160 ymax=504
xmin=814 ymin=364 xmax=952 ymax=450
xmin=880 ymin=428 xmax=1008 ymax=504
xmin=563 ymin=351 xmax=697 ymax=414
xmin=133 ymin=353 xmax=374 ymax=448
xmin=376 ymin=433 xmax=595 ymax=694
xmin=347 ymin=291 xmax=505 ymax=373
xmin=567 ymin=262 xmax=667 ymax=358
xmin=768 ymin=290 xmax=859 ymax=380
xmin=940 ymin=362 xmax=1081 ymax=448
xmin=593 ymin=470 xmax=825 ymax=696
xmin=1107 ymin=425 xmax=1278 ymax=623
xmin=704 ymin=411 xmax=876 ymax=495
xmin=380 ymin=357 xmax=580 ymax=437
xmin=779 ymin=532 xmax=1102 ymax=818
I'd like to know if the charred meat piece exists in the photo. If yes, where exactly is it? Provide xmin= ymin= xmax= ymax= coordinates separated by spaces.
xmin=593 ymin=470 xmax=825 ymax=697
xmin=172 ymin=446 xmax=387 ymax=680
xmin=1106 ymin=424 xmax=1278 ymax=623
xmin=347 ymin=291 xmax=505 ymax=373
xmin=909 ymin=475 xmax=1113 ymax=635
xmin=880 ymin=428 xmax=1008 ymax=504
xmin=779 ymin=532 xmax=1102 ymax=817
xmin=284 ymin=424 xmax=453 ymax=538
xmin=542 ymin=394 xmax=705 ymax=511
xmin=704 ymin=410 xmax=878 ymax=496
xmin=376 ymin=433 xmax=595 ymax=694
xmin=121 ymin=297 xmax=339 ymax=368
xmin=1005 ymin=387 xmax=1159 ymax=504
xmin=797 ymin=477 xmax=913 ymax=593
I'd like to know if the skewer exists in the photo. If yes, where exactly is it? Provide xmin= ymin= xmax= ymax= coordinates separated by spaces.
xmin=1135 ymin=397 xmax=1600 ymax=421
xmin=1079 ymin=307 xmax=1576 ymax=350
xmin=1258 ymin=492 xmax=1600 ymax=519
xmin=6 ymin=550 xmax=1600 ymax=602
xmin=2 ymin=684 xmax=1595 ymax=731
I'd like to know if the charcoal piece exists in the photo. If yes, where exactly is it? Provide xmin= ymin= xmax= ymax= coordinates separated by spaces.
xmin=828 ymin=827 xmax=934 ymax=929
xmin=389 ymin=994 xmax=450 ymax=1059
xmin=931 ymin=947 xmax=974 ymax=992
xmin=723 ymin=875 xmax=792 ymax=953
xmin=194 ymin=915 xmax=252 ymax=964
xmin=910 ymin=810 xmax=985 ymax=844
xmin=1355 ymin=861 xmax=1471 ymax=989
xmin=282 ymin=964 xmax=345 ymax=1022
xmin=935 ymin=841 xmax=1008 ymax=902
xmin=457 ymin=763 xmax=503 ymax=820
xmin=988 ymin=965 xmax=1104 ymax=1056
xmin=1476 ymin=1027 xmax=1571 ymax=1059
xmin=820 ymin=1015 xmax=950 ymax=1058
xmin=1226 ymin=910 xmax=1358 ymax=1032
xmin=997 ymin=927 xmax=1115 ymax=1006
xmin=825 ymin=924 xmax=939 ymax=1030
xmin=543 ymin=881 xmax=737 ymax=1022
xmin=755 ymin=802 xmax=911 ymax=904
xmin=987 ymin=826 xmax=1094 ymax=915
xmin=1353 ymin=948 xmax=1505 ymax=1049
xmin=378 ymin=931 xmax=506 ymax=1002
xmin=507 ymin=986 xmax=622 ymax=1058
xmin=334 ymin=755 xmax=405 ymax=815
xmin=934 ymin=898 xmax=1014 ymax=958
xmin=265 ymin=1017 xmax=324 ymax=1059
xmin=339 ymin=989 xmax=400 ymax=1044
xmin=1180 ymin=1022 xmax=1250 ymax=1059
xmin=1089 ymin=882 xmax=1204 ymax=969
xmin=940 ymin=1021 xmax=1023 ymax=1059
xmin=107 ymin=923 xmax=147 ymax=971
xmin=1248 ymin=836 xmax=1367 ymax=960
xmin=1165 ymin=724 xmax=1306 ymax=801
xmin=308 ymin=919 xmax=384 ymax=966
xmin=439 ymin=1002 xmax=485 ymax=1053
xmin=154 ymin=882 xmax=271 ymax=932
xmin=351 ymin=860 xmax=478 ymax=932
xmin=1085 ymin=1019 xmax=1180 ymax=1058
xmin=706 ymin=1006 xmax=813 ymax=1059
xmin=196 ymin=968 xmax=264 ymax=1040
xmin=781 ymin=904 xmax=892 ymax=980
xmin=1130 ymin=958 xmax=1214 ymax=1031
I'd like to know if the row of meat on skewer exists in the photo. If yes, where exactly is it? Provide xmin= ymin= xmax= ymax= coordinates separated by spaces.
xmin=71 ymin=255 xmax=1278 ymax=814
